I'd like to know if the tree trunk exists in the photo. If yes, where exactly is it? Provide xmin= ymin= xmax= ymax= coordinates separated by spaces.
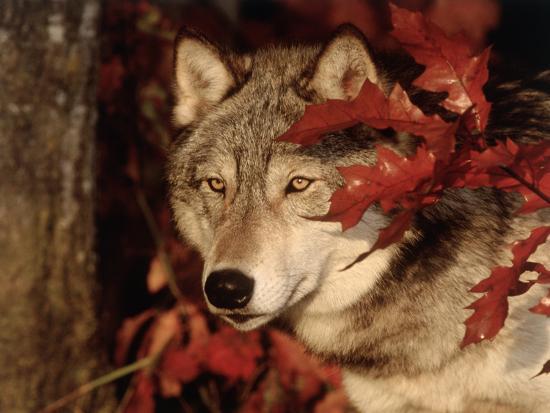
xmin=0 ymin=1 xmax=116 ymax=411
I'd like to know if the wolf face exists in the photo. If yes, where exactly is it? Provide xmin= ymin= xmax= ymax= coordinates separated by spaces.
xmin=168 ymin=26 xmax=394 ymax=330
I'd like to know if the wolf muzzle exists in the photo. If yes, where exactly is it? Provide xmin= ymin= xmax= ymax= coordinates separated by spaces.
xmin=204 ymin=269 xmax=255 ymax=310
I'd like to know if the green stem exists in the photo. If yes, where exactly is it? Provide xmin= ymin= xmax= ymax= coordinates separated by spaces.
xmin=38 ymin=356 xmax=155 ymax=413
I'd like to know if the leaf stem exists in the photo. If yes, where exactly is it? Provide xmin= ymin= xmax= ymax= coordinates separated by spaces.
xmin=199 ymin=384 xmax=222 ymax=413
xmin=499 ymin=165 xmax=550 ymax=204
xmin=113 ymin=373 xmax=137 ymax=413
xmin=38 ymin=356 xmax=155 ymax=413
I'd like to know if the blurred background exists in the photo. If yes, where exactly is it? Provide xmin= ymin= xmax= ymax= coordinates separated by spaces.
xmin=1 ymin=0 xmax=549 ymax=412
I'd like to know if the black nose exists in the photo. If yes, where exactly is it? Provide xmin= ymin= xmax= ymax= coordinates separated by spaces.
xmin=204 ymin=269 xmax=254 ymax=310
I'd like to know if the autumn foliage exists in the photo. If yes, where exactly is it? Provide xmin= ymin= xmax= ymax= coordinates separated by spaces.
xmin=281 ymin=4 xmax=549 ymax=349
xmin=101 ymin=1 xmax=549 ymax=412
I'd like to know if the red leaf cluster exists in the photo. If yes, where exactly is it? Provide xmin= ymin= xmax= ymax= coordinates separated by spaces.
xmin=116 ymin=302 xmax=344 ymax=412
xmin=205 ymin=326 xmax=263 ymax=382
xmin=240 ymin=331 xmax=343 ymax=412
xmin=279 ymin=5 xmax=549 ymax=348
xmin=269 ymin=330 xmax=341 ymax=402
xmin=125 ymin=374 xmax=156 ymax=413
xmin=466 ymin=140 xmax=550 ymax=214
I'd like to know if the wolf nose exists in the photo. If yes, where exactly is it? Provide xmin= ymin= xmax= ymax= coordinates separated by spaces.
xmin=205 ymin=269 xmax=254 ymax=310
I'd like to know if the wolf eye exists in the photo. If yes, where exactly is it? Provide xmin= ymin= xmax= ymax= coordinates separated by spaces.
xmin=207 ymin=178 xmax=225 ymax=193
xmin=286 ymin=177 xmax=313 ymax=193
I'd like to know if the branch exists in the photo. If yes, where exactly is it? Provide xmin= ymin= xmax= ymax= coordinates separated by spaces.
xmin=499 ymin=165 xmax=550 ymax=205
xmin=38 ymin=356 xmax=155 ymax=413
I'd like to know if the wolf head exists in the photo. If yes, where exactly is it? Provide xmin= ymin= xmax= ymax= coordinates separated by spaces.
xmin=168 ymin=25 xmax=397 ymax=330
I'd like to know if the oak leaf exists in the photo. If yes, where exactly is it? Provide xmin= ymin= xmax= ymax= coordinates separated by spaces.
xmin=115 ymin=309 xmax=156 ymax=366
xmin=205 ymin=326 xmax=263 ymax=382
xmin=389 ymin=4 xmax=492 ymax=132
xmin=125 ymin=374 xmax=155 ymax=413
xmin=461 ymin=226 xmax=550 ymax=347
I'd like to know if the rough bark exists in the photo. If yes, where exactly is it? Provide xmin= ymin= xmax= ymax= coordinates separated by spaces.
xmin=0 ymin=1 xmax=116 ymax=411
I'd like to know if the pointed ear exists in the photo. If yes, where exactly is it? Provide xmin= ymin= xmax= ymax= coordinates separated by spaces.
xmin=305 ymin=24 xmax=380 ymax=101
xmin=172 ymin=28 xmax=250 ymax=126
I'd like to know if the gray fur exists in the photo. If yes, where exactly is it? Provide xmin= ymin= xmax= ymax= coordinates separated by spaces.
xmin=168 ymin=26 xmax=550 ymax=413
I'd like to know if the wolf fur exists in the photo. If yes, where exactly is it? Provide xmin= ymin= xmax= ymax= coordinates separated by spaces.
xmin=168 ymin=25 xmax=550 ymax=412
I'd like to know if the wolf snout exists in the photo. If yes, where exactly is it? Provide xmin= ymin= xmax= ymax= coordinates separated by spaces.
xmin=204 ymin=269 xmax=254 ymax=310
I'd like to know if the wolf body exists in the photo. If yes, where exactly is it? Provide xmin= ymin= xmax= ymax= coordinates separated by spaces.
xmin=168 ymin=25 xmax=550 ymax=412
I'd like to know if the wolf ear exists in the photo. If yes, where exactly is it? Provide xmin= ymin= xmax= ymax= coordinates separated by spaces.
xmin=306 ymin=24 xmax=379 ymax=101
xmin=173 ymin=28 xmax=250 ymax=126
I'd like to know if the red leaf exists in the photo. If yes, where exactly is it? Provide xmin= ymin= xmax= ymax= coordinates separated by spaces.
xmin=367 ymin=209 xmax=415 ymax=254
xmin=354 ymin=83 xmax=458 ymax=159
xmin=465 ymin=140 xmax=550 ymax=213
xmin=125 ymin=373 xmax=155 ymax=413
xmin=280 ymin=81 xmax=457 ymax=160
xmin=343 ymin=210 xmax=415 ymax=270
xmin=146 ymin=255 xmax=169 ymax=294
xmin=205 ymin=326 xmax=263 ymax=382
xmin=115 ymin=309 xmax=156 ymax=366
xmin=324 ymin=146 xmax=436 ymax=230
xmin=470 ymin=139 xmax=519 ymax=169
xmin=533 ymin=360 xmax=550 ymax=378
xmin=529 ymin=289 xmax=550 ymax=317
xmin=132 ymin=307 xmax=183 ymax=363
xmin=158 ymin=347 xmax=200 ymax=397
xmin=183 ymin=304 xmax=210 ymax=354
xmin=277 ymin=98 xmax=358 ymax=146
xmin=390 ymin=4 xmax=492 ymax=131
xmin=161 ymin=348 xmax=200 ymax=382
xmin=269 ymin=330 xmax=337 ymax=403
xmin=527 ymin=262 xmax=550 ymax=284
xmin=462 ymin=226 xmax=550 ymax=347
xmin=157 ymin=305 xmax=209 ymax=396
xmin=239 ymin=368 xmax=286 ymax=413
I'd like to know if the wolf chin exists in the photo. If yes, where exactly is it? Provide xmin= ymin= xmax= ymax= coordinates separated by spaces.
xmin=167 ymin=25 xmax=550 ymax=413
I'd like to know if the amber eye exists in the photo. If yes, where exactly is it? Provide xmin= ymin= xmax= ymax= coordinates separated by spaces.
xmin=207 ymin=178 xmax=225 ymax=193
xmin=287 ymin=177 xmax=313 ymax=193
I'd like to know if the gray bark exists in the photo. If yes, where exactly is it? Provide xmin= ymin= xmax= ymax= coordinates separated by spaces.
xmin=0 ymin=1 xmax=116 ymax=411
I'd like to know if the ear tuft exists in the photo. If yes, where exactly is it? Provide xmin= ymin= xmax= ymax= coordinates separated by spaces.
xmin=173 ymin=28 xmax=247 ymax=127
xmin=307 ymin=24 xmax=380 ymax=101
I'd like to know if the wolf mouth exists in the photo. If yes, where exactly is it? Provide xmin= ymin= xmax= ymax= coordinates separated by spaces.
xmin=226 ymin=313 xmax=264 ymax=323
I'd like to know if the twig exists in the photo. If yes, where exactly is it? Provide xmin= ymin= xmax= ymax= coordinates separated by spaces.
xmin=240 ymin=363 xmax=267 ymax=404
xmin=113 ymin=373 xmax=137 ymax=413
xmin=38 ymin=356 xmax=155 ymax=413
xmin=179 ymin=397 xmax=195 ymax=413
xmin=499 ymin=165 xmax=550 ymax=205
xmin=198 ymin=383 xmax=222 ymax=413
xmin=208 ymin=379 xmax=221 ymax=412
xmin=135 ymin=187 xmax=185 ymax=301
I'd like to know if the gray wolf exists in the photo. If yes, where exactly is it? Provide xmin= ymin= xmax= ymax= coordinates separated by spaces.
xmin=167 ymin=25 xmax=550 ymax=412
